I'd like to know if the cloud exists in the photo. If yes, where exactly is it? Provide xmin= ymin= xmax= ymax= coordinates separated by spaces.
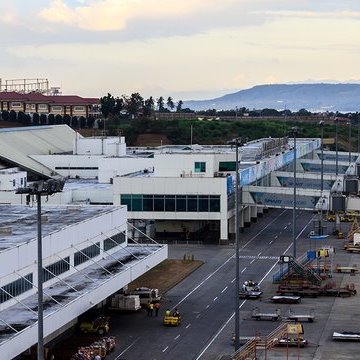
xmin=254 ymin=10 xmax=360 ymax=19
xmin=39 ymin=0 xmax=235 ymax=31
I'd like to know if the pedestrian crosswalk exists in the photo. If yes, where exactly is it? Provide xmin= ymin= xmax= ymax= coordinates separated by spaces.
xmin=236 ymin=255 xmax=279 ymax=260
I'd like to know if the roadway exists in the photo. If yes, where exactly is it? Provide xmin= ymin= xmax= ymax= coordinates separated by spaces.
xmin=106 ymin=208 xmax=317 ymax=360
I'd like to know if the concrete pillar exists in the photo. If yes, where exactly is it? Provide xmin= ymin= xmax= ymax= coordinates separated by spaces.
xmin=220 ymin=218 xmax=229 ymax=243
xmin=244 ymin=206 xmax=251 ymax=227
xmin=257 ymin=205 xmax=264 ymax=218
xmin=251 ymin=205 xmax=257 ymax=222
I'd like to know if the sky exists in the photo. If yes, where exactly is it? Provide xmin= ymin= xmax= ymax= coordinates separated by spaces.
xmin=1 ymin=0 xmax=360 ymax=101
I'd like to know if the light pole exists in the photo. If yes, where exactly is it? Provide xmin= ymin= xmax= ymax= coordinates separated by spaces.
xmin=16 ymin=178 xmax=65 ymax=360
xmin=319 ymin=121 xmax=324 ymax=235
xmin=291 ymin=127 xmax=298 ymax=258
xmin=228 ymin=137 xmax=245 ymax=351
xmin=357 ymin=118 xmax=360 ymax=155
xmin=335 ymin=118 xmax=338 ymax=176
xmin=348 ymin=120 xmax=352 ymax=165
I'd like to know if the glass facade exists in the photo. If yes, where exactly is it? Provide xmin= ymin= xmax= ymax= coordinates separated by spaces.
xmin=43 ymin=257 xmax=70 ymax=282
xmin=0 ymin=274 xmax=33 ymax=304
xmin=74 ymin=243 xmax=100 ymax=266
xmin=121 ymin=194 xmax=220 ymax=212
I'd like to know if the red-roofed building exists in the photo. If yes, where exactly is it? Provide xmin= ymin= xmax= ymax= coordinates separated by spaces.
xmin=0 ymin=92 xmax=100 ymax=118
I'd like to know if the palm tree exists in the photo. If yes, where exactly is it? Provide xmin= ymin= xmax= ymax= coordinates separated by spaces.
xmin=167 ymin=97 xmax=175 ymax=111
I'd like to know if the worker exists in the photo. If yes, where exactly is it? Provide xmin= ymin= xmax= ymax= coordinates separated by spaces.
xmin=149 ymin=302 xmax=154 ymax=317
xmin=173 ymin=308 xmax=180 ymax=318
xmin=154 ymin=301 xmax=160 ymax=317
xmin=165 ymin=308 xmax=171 ymax=316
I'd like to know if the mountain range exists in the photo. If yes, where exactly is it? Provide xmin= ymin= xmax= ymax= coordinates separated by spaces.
xmin=183 ymin=83 xmax=360 ymax=112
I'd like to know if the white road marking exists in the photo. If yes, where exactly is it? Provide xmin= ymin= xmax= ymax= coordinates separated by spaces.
xmin=250 ymin=259 xmax=255 ymax=264
xmin=206 ymin=304 xmax=210 ymax=309
xmin=257 ymin=251 xmax=262 ymax=256
xmin=186 ymin=324 xmax=191 ymax=329
xmin=114 ymin=337 xmax=140 ymax=359
xmin=221 ymin=286 xmax=228 ymax=293
xmin=162 ymin=346 xmax=168 ymax=353
xmin=238 ymin=255 xmax=278 ymax=260
xmin=269 ymin=240 xmax=273 ymax=245
xmin=195 ymin=216 xmax=314 ymax=360
xmin=175 ymin=334 xmax=180 ymax=340
xmin=274 ymin=235 xmax=278 ymax=239
xmin=213 ymin=297 xmax=218 ymax=301
xmin=241 ymin=267 xmax=247 ymax=273
xmin=231 ymin=278 xmax=236 ymax=283
xmin=284 ymin=226 xmax=287 ymax=230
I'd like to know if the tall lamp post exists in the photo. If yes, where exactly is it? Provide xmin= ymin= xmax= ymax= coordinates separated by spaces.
xmin=348 ymin=121 xmax=352 ymax=165
xmin=335 ymin=118 xmax=338 ymax=176
xmin=16 ymin=178 xmax=65 ymax=360
xmin=319 ymin=121 xmax=324 ymax=235
xmin=228 ymin=137 xmax=246 ymax=351
xmin=291 ymin=127 xmax=298 ymax=258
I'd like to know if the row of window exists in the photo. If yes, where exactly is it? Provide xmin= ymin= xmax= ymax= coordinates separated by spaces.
xmin=0 ymin=232 xmax=125 ymax=304
xmin=55 ymin=166 xmax=98 ymax=170
xmin=43 ymin=257 xmax=70 ymax=282
xmin=121 ymin=194 xmax=221 ymax=212
xmin=0 ymin=274 xmax=33 ymax=304
xmin=10 ymin=103 xmax=85 ymax=111
xmin=194 ymin=161 xmax=236 ymax=173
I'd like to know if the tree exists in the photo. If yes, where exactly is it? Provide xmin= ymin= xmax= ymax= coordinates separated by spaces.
xmin=55 ymin=114 xmax=63 ymax=124
xmin=100 ymin=93 xmax=116 ymax=118
xmin=40 ymin=114 xmax=47 ymax=125
xmin=79 ymin=116 xmax=86 ymax=128
xmin=9 ymin=110 xmax=17 ymax=122
xmin=33 ymin=113 xmax=40 ymax=125
xmin=63 ymin=114 xmax=71 ymax=126
xmin=72 ymin=116 xmax=78 ymax=128
xmin=157 ymin=96 xmax=165 ymax=112
xmin=176 ymin=100 xmax=183 ymax=112
xmin=25 ymin=114 xmax=32 ymax=126
xmin=87 ymin=115 xmax=95 ymax=128
xmin=48 ymin=113 xmax=55 ymax=125
xmin=125 ymin=92 xmax=144 ymax=118
xmin=1 ymin=110 xmax=9 ymax=121
xmin=167 ymin=97 xmax=175 ymax=111
xmin=144 ymin=96 xmax=155 ymax=117
xmin=297 ymin=108 xmax=311 ymax=117
xmin=17 ymin=111 xmax=26 ymax=123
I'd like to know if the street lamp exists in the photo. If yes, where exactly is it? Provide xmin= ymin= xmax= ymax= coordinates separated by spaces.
xmin=228 ymin=136 xmax=246 ymax=351
xmin=348 ymin=120 xmax=352 ymax=165
xmin=16 ymin=178 xmax=65 ymax=360
xmin=334 ymin=118 xmax=338 ymax=176
xmin=319 ymin=121 xmax=324 ymax=235
xmin=291 ymin=127 xmax=298 ymax=258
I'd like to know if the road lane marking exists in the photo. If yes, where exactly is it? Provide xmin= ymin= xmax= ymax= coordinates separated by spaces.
xmin=196 ymin=313 xmax=201 ymax=318
xmin=284 ymin=226 xmax=287 ymax=229
xmin=257 ymin=251 xmax=262 ymax=256
xmin=213 ymin=297 xmax=218 ymax=301
xmin=231 ymin=278 xmax=235 ymax=283
xmin=221 ymin=286 xmax=228 ymax=293
xmin=172 ymin=209 xmax=287 ymax=309
xmin=162 ymin=346 xmax=168 ymax=353
xmin=250 ymin=259 xmax=255 ymax=264
xmin=195 ymin=215 xmax=314 ymax=360
xmin=269 ymin=240 xmax=273 ymax=245
xmin=241 ymin=267 xmax=247 ymax=273
xmin=274 ymin=235 xmax=278 ymax=239
xmin=186 ymin=324 xmax=191 ymax=329
xmin=238 ymin=255 xmax=278 ymax=260
xmin=175 ymin=334 xmax=180 ymax=340
xmin=206 ymin=304 xmax=210 ymax=309
xmin=114 ymin=337 xmax=140 ymax=359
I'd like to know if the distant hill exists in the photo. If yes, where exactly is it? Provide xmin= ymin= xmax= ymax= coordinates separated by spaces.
xmin=183 ymin=83 xmax=360 ymax=112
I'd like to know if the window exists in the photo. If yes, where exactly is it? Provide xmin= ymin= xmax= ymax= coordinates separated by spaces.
xmin=219 ymin=161 xmax=236 ymax=172
xmin=74 ymin=243 xmax=100 ymax=266
xmin=11 ymin=102 xmax=21 ymax=107
xmin=0 ymin=274 xmax=33 ymax=303
xmin=104 ymin=232 xmax=126 ymax=251
xmin=74 ymin=106 xmax=85 ymax=111
xmin=12 ymin=179 xmax=15 ymax=187
xmin=51 ymin=106 xmax=62 ymax=111
xmin=38 ymin=104 xmax=48 ymax=110
xmin=121 ymin=194 xmax=221 ymax=212
xmin=43 ymin=257 xmax=70 ymax=282
xmin=194 ymin=162 xmax=206 ymax=173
